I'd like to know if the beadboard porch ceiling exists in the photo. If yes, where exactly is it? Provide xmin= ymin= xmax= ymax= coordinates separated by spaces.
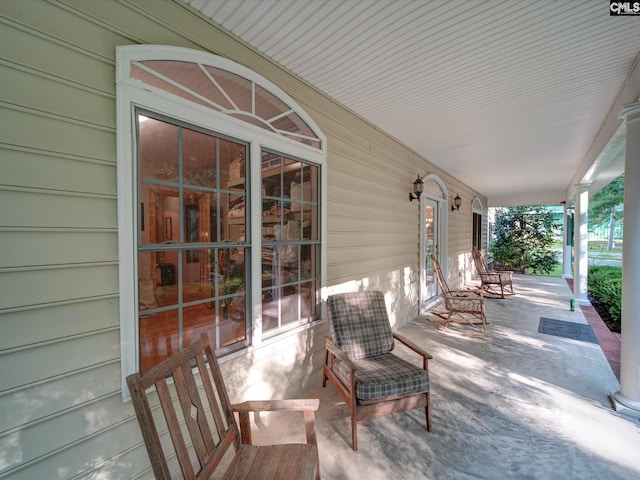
xmin=182 ymin=0 xmax=640 ymax=206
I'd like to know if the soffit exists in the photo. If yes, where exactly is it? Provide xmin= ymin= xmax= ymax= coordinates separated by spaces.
xmin=182 ymin=0 xmax=640 ymax=203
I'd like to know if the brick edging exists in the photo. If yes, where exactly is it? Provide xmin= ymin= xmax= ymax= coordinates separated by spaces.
xmin=564 ymin=278 xmax=620 ymax=380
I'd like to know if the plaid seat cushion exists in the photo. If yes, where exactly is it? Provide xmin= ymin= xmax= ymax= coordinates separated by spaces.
xmin=333 ymin=354 xmax=430 ymax=400
xmin=328 ymin=291 xmax=394 ymax=360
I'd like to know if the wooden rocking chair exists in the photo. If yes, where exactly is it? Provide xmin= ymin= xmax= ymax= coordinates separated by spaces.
xmin=430 ymin=254 xmax=488 ymax=336
xmin=127 ymin=333 xmax=320 ymax=480
xmin=472 ymin=248 xmax=514 ymax=298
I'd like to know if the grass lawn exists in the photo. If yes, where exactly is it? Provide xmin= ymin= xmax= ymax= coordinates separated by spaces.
xmin=540 ymin=263 xmax=563 ymax=277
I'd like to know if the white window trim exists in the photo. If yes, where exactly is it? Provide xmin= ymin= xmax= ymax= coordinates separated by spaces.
xmin=116 ymin=45 xmax=327 ymax=398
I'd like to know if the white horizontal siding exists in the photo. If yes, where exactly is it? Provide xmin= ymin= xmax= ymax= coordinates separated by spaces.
xmin=1 ymin=231 xmax=118 ymax=269
xmin=0 ymin=146 xmax=116 ymax=196
xmin=0 ymin=190 xmax=116 ymax=230
xmin=0 ymin=107 xmax=115 ymax=161
xmin=0 ymin=297 xmax=119 ymax=352
xmin=0 ymin=361 xmax=121 ymax=432
xmin=0 ymin=264 xmax=118 ymax=312
xmin=0 ymin=2 xmax=130 ymax=477
xmin=1 ymin=328 xmax=120 ymax=392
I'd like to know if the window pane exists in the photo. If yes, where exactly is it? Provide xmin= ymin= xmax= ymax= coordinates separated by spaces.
xmin=302 ymin=208 xmax=318 ymax=240
xmin=134 ymin=62 xmax=224 ymax=111
xmin=183 ymin=303 xmax=214 ymax=348
xmin=183 ymin=128 xmax=217 ymax=188
xmin=182 ymin=248 xmax=210 ymax=302
xmin=138 ymin=250 xmax=180 ymax=309
xmin=221 ymin=247 xmax=245 ymax=294
xmin=139 ymin=117 xmax=179 ymax=182
xmin=138 ymin=250 xmax=175 ymax=310
xmin=305 ymin=164 xmax=319 ymax=203
xmin=262 ymin=288 xmax=278 ymax=332
xmin=225 ymin=193 xmax=246 ymax=242
xmin=139 ymin=308 xmax=179 ymax=373
xmin=140 ymin=184 xmax=179 ymax=245
xmin=183 ymin=191 xmax=217 ymax=244
xmin=261 ymin=247 xmax=275 ymax=285
xmin=255 ymin=84 xmax=289 ymax=122
xmin=207 ymin=67 xmax=252 ymax=113
xmin=301 ymin=280 xmax=316 ymax=318
xmin=220 ymin=139 xmax=246 ymax=190
xmin=300 ymin=244 xmax=316 ymax=281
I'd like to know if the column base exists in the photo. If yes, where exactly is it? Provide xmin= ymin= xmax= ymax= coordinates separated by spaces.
xmin=561 ymin=274 xmax=573 ymax=279
xmin=610 ymin=391 xmax=640 ymax=420
xmin=575 ymin=297 xmax=591 ymax=306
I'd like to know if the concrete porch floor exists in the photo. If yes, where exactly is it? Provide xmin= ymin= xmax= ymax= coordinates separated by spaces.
xmin=253 ymin=275 xmax=639 ymax=479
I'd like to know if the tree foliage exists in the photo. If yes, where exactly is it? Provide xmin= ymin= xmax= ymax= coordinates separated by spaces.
xmin=589 ymin=174 xmax=624 ymax=225
xmin=490 ymin=206 xmax=560 ymax=274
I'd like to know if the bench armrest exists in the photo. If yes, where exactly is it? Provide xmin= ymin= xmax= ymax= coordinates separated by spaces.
xmin=232 ymin=399 xmax=320 ymax=446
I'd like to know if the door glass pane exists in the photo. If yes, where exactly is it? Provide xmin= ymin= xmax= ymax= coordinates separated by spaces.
xmin=424 ymin=202 xmax=437 ymax=299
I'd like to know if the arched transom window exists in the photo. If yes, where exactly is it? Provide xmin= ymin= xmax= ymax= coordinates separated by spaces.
xmin=423 ymin=177 xmax=446 ymax=199
xmin=130 ymin=59 xmax=322 ymax=149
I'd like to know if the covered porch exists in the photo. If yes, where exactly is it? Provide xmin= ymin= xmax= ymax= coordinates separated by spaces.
xmin=254 ymin=275 xmax=638 ymax=479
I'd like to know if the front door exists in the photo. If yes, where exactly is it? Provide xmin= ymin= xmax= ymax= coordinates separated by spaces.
xmin=421 ymin=198 xmax=439 ymax=305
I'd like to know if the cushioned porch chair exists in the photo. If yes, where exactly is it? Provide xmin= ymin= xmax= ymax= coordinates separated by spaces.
xmin=127 ymin=332 xmax=320 ymax=479
xmin=322 ymin=291 xmax=432 ymax=451
xmin=430 ymin=254 xmax=488 ymax=336
xmin=472 ymin=248 xmax=514 ymax=298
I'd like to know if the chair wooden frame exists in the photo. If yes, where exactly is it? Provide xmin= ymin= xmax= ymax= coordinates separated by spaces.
xmin=127 ymin=333 xmax=320 ymax=479
xmin=430 ymin=254 xmax=488 ymax=336
xmin=472 ymin=248 xmax=514 ymax=298
xmin=322 ymin=292 xmax=432 ymax=451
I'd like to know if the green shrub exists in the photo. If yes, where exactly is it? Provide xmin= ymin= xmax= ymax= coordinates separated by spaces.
xmin=490 ymin=206 xmax=560 ymax=274
xmin=588 ymin=265 xmax=622 ymax=332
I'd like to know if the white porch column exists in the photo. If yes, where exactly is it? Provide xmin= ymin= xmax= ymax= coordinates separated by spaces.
xmin=611 ymin=102 xmax=640 ymax=418
xmin=562 ymin=203 xmax=573 ymax=279
xmin=573 ymin=185 xmax=590 ymax=305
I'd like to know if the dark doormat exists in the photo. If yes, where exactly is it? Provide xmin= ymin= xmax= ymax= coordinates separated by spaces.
xmin=538 ymin=317 xmax=598 ymax=344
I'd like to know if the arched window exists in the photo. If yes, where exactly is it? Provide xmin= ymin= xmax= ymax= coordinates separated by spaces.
xmin=116 ymin=46 xmax=326 ymax=385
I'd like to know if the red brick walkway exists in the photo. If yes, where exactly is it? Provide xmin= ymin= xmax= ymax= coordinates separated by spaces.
xmin=565 ymin=278 xmax=621 ymax=380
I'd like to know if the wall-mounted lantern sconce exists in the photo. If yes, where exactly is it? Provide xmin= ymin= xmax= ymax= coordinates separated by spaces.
xmin=451 ymin=194 xmax=462 ymax=211
xmin=409 ymin=175 xmax=424 ymax=202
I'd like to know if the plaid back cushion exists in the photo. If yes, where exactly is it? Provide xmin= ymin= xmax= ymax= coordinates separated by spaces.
xmin=328 ymin=291 xmax=394 ymax=360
